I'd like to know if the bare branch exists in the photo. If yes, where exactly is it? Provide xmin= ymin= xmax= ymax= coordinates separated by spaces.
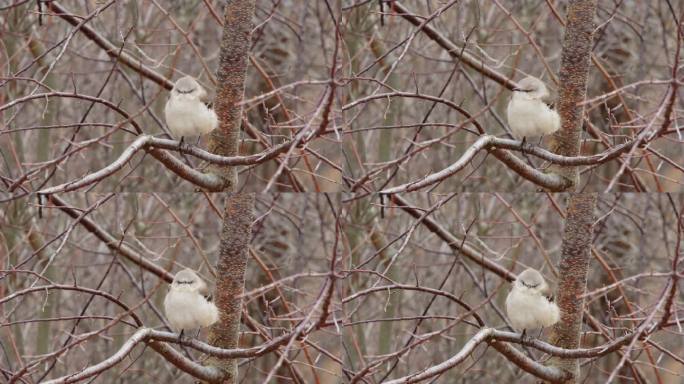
xmin=392 ymin=2 xmax=517 ymax=90
xmin=46 ymin=195 xmax=173 ymax=282
xmin=45 ymin=1 xmax=174 ymax=89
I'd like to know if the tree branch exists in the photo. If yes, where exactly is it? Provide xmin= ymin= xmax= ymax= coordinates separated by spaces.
xmin=391 ymin=2 xmax=517 ymax=90
xmin=41 ymin=330 xmax=222 ymax=384
xmin=45 ymin=1 xmax=174 ymax=90
xmin=388 ymin=194 xmax=515 ymax=281
xmin=46 ymin=195 xmax=173 ymax=282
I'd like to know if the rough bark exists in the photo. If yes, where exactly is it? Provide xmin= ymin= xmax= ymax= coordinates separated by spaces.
xmin=207 ymin=194 xmax=255 ymax=383
xmin=208 ymin=0 xmax=256 ymax=190
xmin=518 ymin=2 xmax=599 ymax=376
xmin=548 ymin=193 xmax=598 ymax=382
xmin=551 ymin=0 xmax=599 ymax=188
xmin=204 ymin=2 xmax=256 ymax=382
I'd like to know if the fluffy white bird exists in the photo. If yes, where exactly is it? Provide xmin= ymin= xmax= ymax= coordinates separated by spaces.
xmin=164 ymin=76 xmax=218 ymax=142
xmin=506 ymin=268 xmax=560 ymax=336
xmin=164 ymin=268 xmax=219 ymax=337
xmin=507 ymin=76 xmax=561 ymax=141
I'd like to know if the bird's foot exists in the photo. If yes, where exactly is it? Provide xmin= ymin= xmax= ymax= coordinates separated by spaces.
xmin=520 ymin=328 xmax=528 ymax=344
xmin=520 ymin=136 xmax=528 ymax=154
xmin=178 ymin=329 xmax=185 ymax=343
xmin=178 ymin=136 xmax=185 ymax=151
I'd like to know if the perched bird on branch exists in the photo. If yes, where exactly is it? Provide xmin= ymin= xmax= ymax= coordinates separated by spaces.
xmin=164 ymin=268 xmax=219 ymax=338
xmin=164 ymin=76 xmax=218 ymax=145
xmin=506 ymin=268 xmax=560 ymax=339
xmin=507 ymin=76 xmax=561 ymax=143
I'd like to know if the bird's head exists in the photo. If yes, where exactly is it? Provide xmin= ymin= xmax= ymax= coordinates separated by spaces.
xmin=171 ymin=76 xmax=207 ymax=101
xmin=171 ymin=268 xmax=207 ymax=293
xmin=515 ymin=268 xmax=549 ymax=295
xmin=512 ymin=76 xmax=550 ymax=100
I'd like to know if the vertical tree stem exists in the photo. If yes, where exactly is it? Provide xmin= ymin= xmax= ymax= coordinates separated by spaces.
xmin=207 ymin=1 xmax=256 ymax=382
xmin=549 ymin=193 xmax=597 ymax=382
xmin=552 ymin=0 xmax=598 ymax=187
xmin=209 ymin=0 xmax=256 ymax=190
xmin=208 ymin=194 xmax=255 ymax=382
xmin=548 ymin=2 xmax=599 ymax=378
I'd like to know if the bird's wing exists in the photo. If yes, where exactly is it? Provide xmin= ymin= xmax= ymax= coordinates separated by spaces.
xmin=201 ymin=283 xmax=213 ymax=301
xmin=197 ymin=86 xmax=209 ymax=102
xmin=196 ymin=279 xmax=210 ymax=295
xmin=541 ymin=90 xmax=557 ymax=109
xmin=197 ymin=280 xmax=215 ymax=302
xmin=540 ymin=283 xmax=555 ymax=302
xmin=199 ymin=89 xmax=213 ymax=109
xmin=198 ymin=86 xmax=216 ymax=110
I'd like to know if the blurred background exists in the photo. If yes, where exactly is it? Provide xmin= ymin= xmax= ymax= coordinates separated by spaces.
xmin=2 ymin=1 xmax=682 ymax=193
xmin=2 ymin=193 xmax=683 ymax=382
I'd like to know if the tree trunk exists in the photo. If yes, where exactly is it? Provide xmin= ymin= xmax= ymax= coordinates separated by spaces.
xmin=207 ymin=194 xmax=255 ymax=382
xmin=547 ymin=3 xmax=599 ymax=378
xmin=548 ymin=193 xmax=598 ymax=382
xmin=551 ymin=0 xmax=598 ymax=188
xmin=209 ymin=0 xmax=256 ymax=190
xmin=207 ymin=1 xmax=256 ymax=382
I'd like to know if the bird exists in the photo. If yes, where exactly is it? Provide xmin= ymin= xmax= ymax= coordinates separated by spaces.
xmin=506 ymin=76 xmax=561 ymax=146
xmin=164 ymin=268 xmax=219 ymax=339
xmin=505 ymin=268 xmax=560 ymax=339
xmin=164 ymin=76 xmax=218 ymax=145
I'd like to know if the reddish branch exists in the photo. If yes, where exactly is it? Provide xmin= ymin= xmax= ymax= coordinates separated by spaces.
xmin=46 ymin=195 xmax=173 ymax=282
xmin=379 ymin=131 xmax=662 ymax=193
xmin=0 ymin=0 xmax=677 ymax=196
xmin=1 ymin=284 xmax=143 ymax=326
xmin=45 ymin=1 xmax=174 ymax=90
xmin=391 ymin=2 xmax=517 ymax=90
xmin=389 ymin=194 xmax=515 ymax=281
xmin=40 ymin=311 xmax=678 ymax=384
xmin=39 ymin=256 xmax=340 ymax=384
